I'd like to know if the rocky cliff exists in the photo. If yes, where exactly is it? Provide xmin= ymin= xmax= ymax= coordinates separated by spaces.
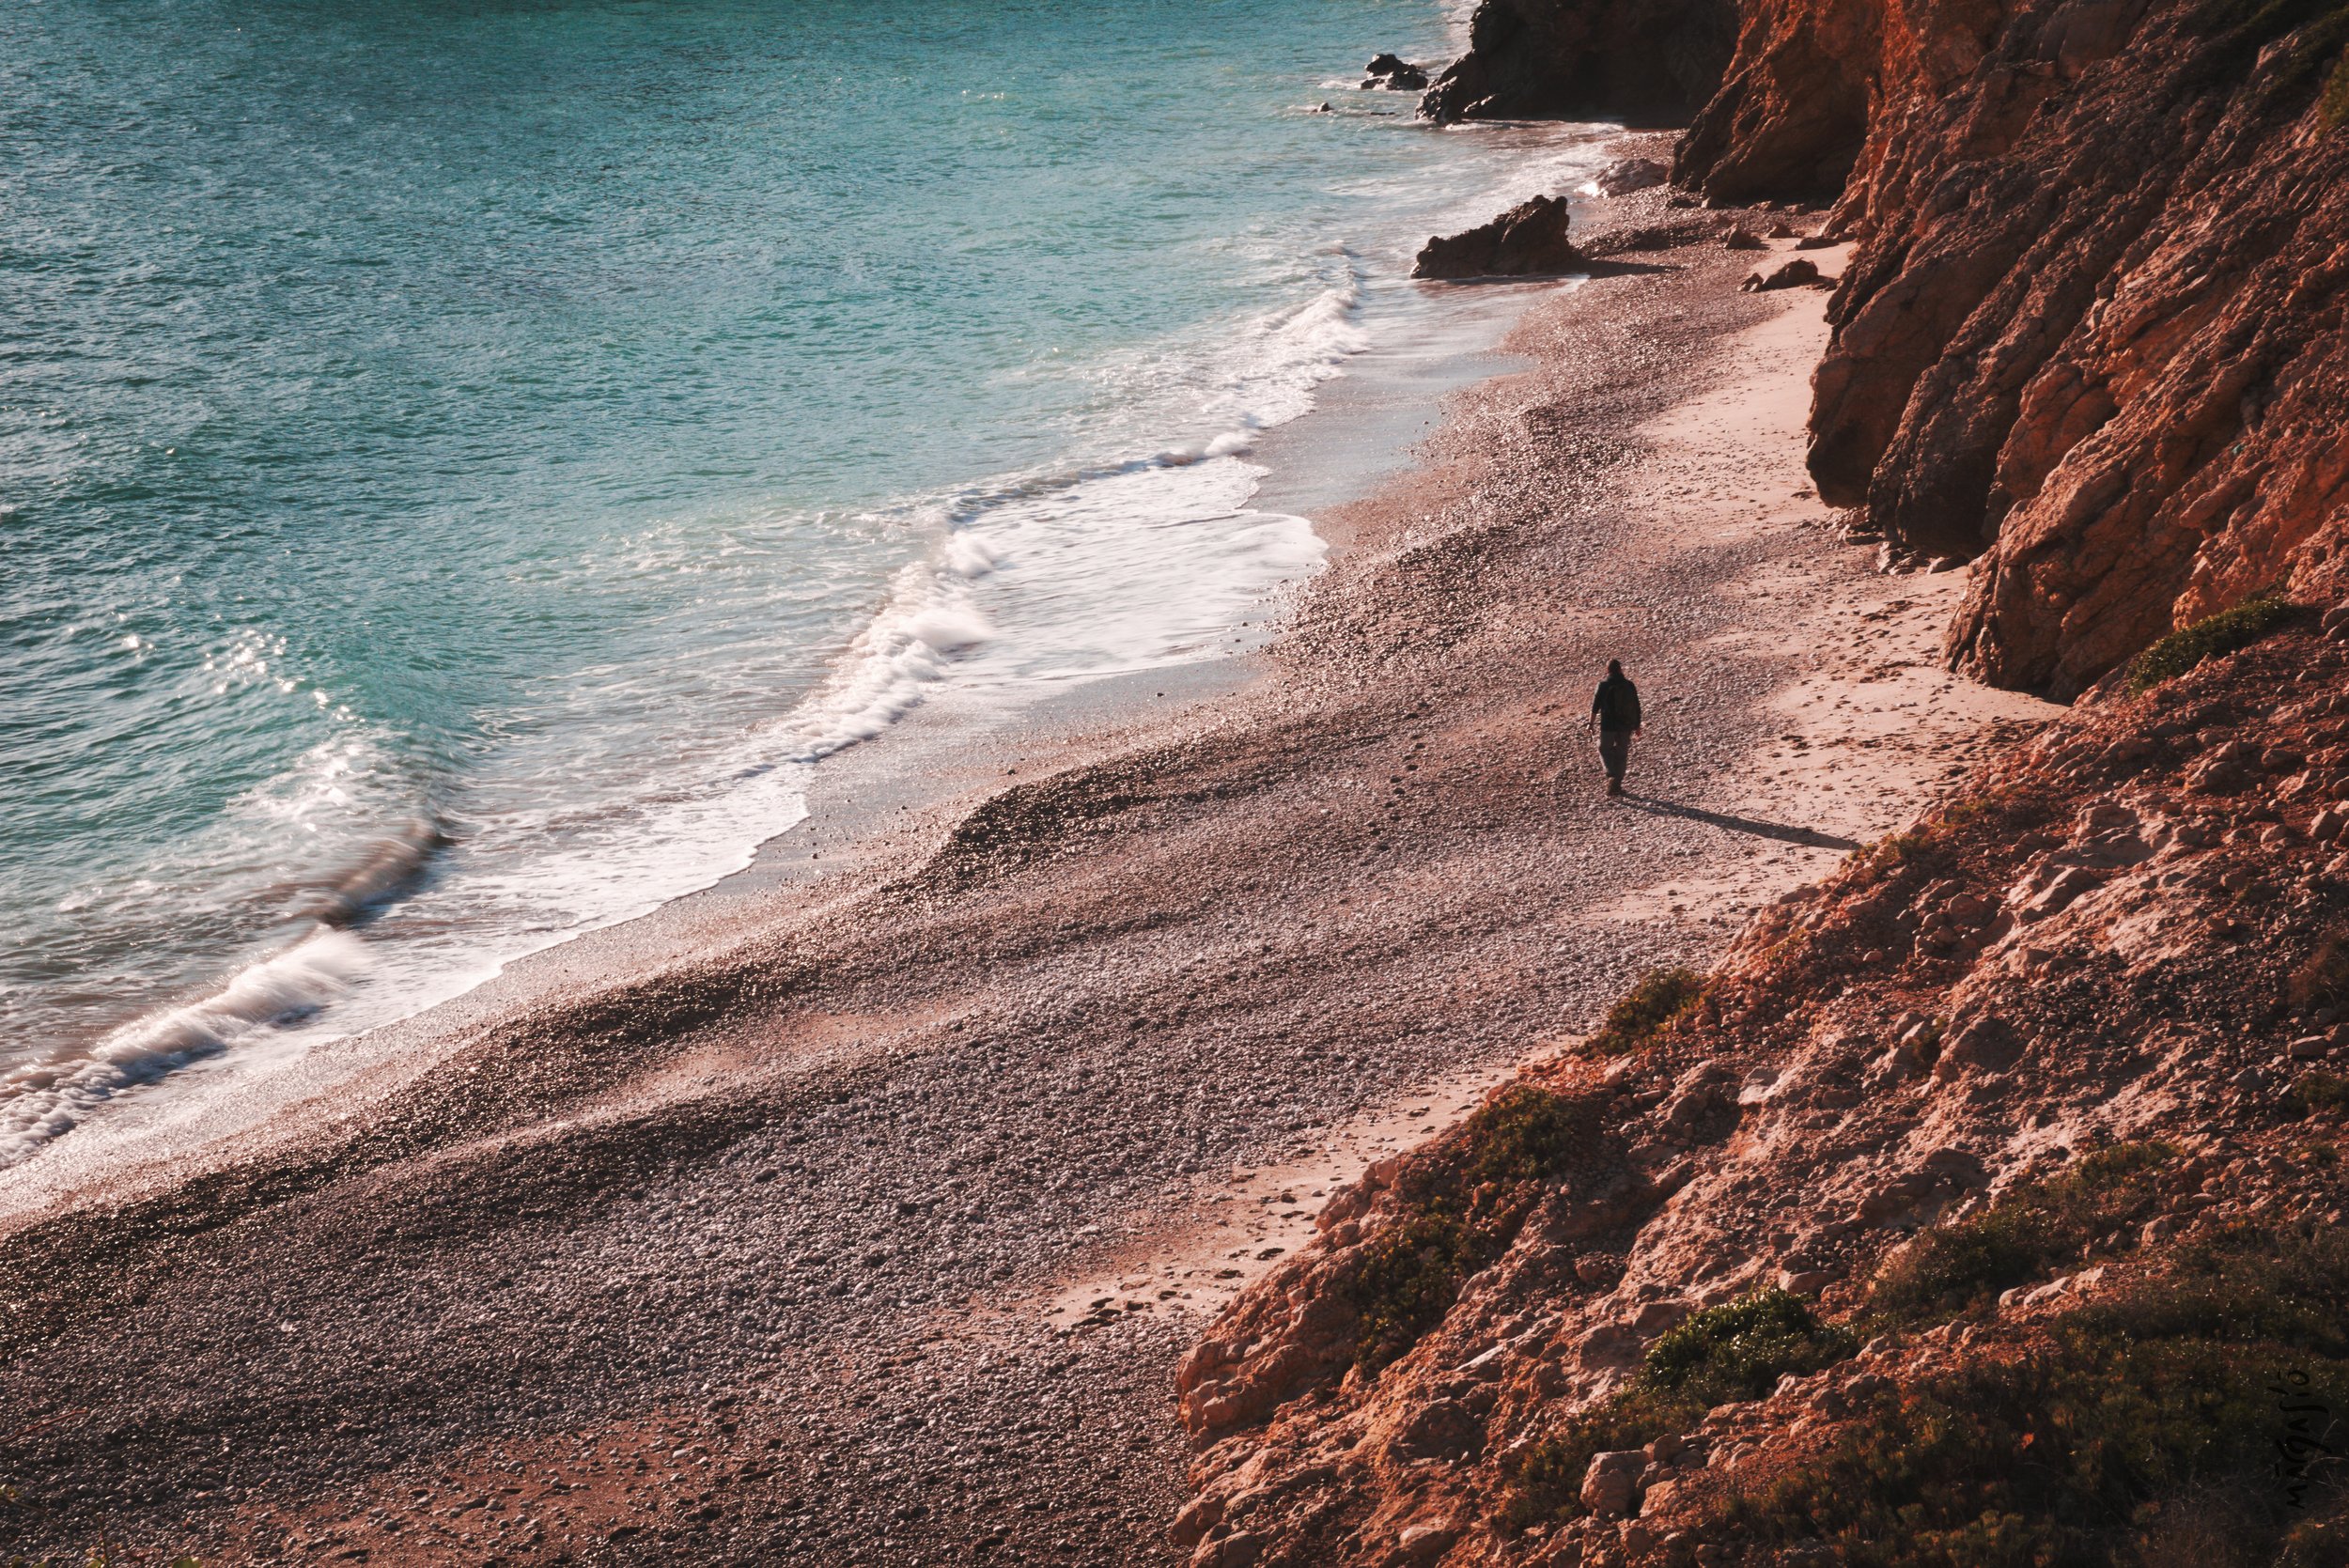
xmin=1421 ymin=0 xmax=1739 ymax=124
xmin=1432 ymin=0 xmax=2349 ymax=696
xmin=1174 ymin=609 xmax=2349 ymax=1567
xmin=1171 ymin=9 xmax=2349 ymax=1560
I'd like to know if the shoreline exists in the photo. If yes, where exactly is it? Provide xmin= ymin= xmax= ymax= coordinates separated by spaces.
xmin=0 ymin=123 xmax=1609 ymax=1227
xmin=0 ymin=147 xmax=2056 ymax=1567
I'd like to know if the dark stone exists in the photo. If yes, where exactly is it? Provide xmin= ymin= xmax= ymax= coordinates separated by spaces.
xmin=1420 ymin=0 xmax=1738 ymax=125
xmin=1363 ymin=54 xmax=1431 ymax=90
xmin=1739 ymin=256 xmax=1823 ymax=291
xmin=1412 ymin=194 xmax=1582 ymax=280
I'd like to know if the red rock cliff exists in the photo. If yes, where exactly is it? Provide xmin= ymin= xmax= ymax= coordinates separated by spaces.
xmin=1774 ymin=0 xmax=2349 ymax=696
xmin=1442 ymin=0 xmax=2349 ymax=696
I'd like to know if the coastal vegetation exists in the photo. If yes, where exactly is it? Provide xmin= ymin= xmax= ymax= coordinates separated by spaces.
xmin=1501 ymin=1290 xmax=1855 ymax=1529
xmin=1864 ymin=1143 xmax=2176 ymax=1326
xmin=1726 ymin=1220 xmax=2349 ymax=1567
xmin=1346 ymin=1086 xmax=1606 ymax=1370
xmin=2124 ymin=598 xmax=2300 ymax=692
xmin=1584 ymin=967 xmax=1708 ymax=1056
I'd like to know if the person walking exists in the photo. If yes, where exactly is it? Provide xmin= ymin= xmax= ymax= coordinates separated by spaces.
xmin=1591 ymin=659 xmax=1641 ymax=796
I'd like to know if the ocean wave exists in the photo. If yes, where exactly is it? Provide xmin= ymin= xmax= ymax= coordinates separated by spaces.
xmin=0 ymin=929 xmax=370 ymax=1165
xmin=0 ymin=262 xmax=1371 ymax=1170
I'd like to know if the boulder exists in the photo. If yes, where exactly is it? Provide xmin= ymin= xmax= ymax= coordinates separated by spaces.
xmin=1396 ymin=1522 xmax=1461 ymax=1563
xmin=1193 ymin=1530 xmax=1266 ymax=1568
xmin=1363 ymin=54 xmax=1430 ymax=90
xmin=1390 ymin=1399 xmax=1484 ymax=1461
xmin=1591 ymin=157 xmax=1669 ymax=196
xmin=1412 ymin=194 xmax=1583 ymax=279
xmin=1934 ymin=1016 xmax=2025 ymax=1079
xmin=1739 ymin=257 xmax=1823 ymax=292
xmin=1723 ymin=226 xmax=1767 ymax=250
xmin=1171 ymin=1494 xmax=1225 ymax=1549
xmin=1578 ymin=1321 xmax=1642 ymax=1368
xmin=1580 ymin=1450 xmax=1645 ymax=1517
xmin=1634 ymin=1298 xmax=1692 ymax=1334
xmin=1418 ymin=0 xmax=1740 ymax=126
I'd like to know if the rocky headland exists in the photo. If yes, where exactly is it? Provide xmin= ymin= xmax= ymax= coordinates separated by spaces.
xmin=1174 ymin=2 xmax=2349 ymax=1565
xmin=1177 ymin=608 xmax=2349 ymax=1567
xmin=1435 ymin=0 xmax=2349 ymax=696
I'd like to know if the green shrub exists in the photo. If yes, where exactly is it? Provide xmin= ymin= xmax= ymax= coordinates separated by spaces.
xmin=1586 ymin=967 xmax=1707 ymax=1056
xmin=1646 ymin=1288 xmax=1858 ymax=1405
xmin=1458 ymin=1084 xmax=1606 ymax=1188
xmin=2326 ymin=45 xmax=2349 ymax=126
xmin=2124 ymin=597 xmax=2300 ymax=692
xmin=1867 ymin=1143 xmax=2175 ymax=1325
xmin=1346 ymin=1086 xmax=1606 ymax=1371
xmin=1723 ymin=1222 xmax=2349 ymax=1566
xmin=2287 ymin=1069 xmax=2349 ymax=1118
xmin=1346 ymin=1209 xmax=1486 ymax=1373
xmin=1501 ymin=1290 xmax=1854 ymax=1530
xmin=1501 ymin=1383 xmax=1703 ymax=1530
xmin=2290 ymin=925 xmax=2349 ymax=1008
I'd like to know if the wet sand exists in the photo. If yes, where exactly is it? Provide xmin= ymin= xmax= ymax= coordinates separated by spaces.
xmin=0 ymin=174 xmax=2050 ymax=1566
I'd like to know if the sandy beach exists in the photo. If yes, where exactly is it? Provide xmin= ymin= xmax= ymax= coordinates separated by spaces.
xmin=0 ymin=157 xmax=2053 ymax=1566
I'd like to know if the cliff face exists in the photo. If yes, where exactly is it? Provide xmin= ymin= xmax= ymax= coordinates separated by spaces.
xmin=1435 ymin=0 xmax=2349 ymax=696
xmin=1174 ymin=615 xmax=2349 ymax=1568
xmin=1783 ymin=0 xmax=2349 ymax=697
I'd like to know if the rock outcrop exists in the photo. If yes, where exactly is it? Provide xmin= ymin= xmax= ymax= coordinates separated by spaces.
xmin=1420 ymin=0 xmax=1738 ymax=125
xmin=1412 ymin=195 xmax=1585 ymax=279
xmin=1783 ymin=0 xmax=2349 ymax=696
xmin=1177 ymin=612 xmax=2349 ymax=1566
xmin=1587 ymin=157 xmax=1670 ymax=196
xmin=1420 ymin=0 xmax=2349 ymax=695
xmin=1365 ymin=54 xmax=1433 ymax=90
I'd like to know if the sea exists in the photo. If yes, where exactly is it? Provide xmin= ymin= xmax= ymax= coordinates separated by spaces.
xmin=0 ymin=0 xmax=1609 ymax=1170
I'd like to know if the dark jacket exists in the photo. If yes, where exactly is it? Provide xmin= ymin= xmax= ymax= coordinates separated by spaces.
xmin=1594 ymin=674 xmax=1641 ymax=732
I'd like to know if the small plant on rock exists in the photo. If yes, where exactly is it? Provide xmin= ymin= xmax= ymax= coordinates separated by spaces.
xmin=1867 ymin=1143 xmax=2175 ymax=1325
xmin=1585 ymin=967 xmax=1707 ymax=1056
xmin=2124 ymin=596 xmax=2300 ymax=693
xmin=2289 ymin=924 xmax=2349 ymax=1010
xmin=1499 ymin=1289 xmax=1854 ymax=1529
xmin=1644 ymin=1287 xmax=1857 ymax=1405
xmin=2287 ymin=1069 xmax=2349 ymax=1118
xmin=1345 ymin=1086 xmax=1607 ymax=1372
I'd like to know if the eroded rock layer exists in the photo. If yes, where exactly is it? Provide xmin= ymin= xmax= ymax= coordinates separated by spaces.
xmin=1175 ymin=613 xmax=2349 ymax=1567
xmin=1786 ymin=0 xmax=2349 ymax=696
xmin=1436 ymin=0 xmax=2349 ymax=695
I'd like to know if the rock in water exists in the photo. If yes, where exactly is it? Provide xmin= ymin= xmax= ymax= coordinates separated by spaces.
xmin=1362 ymin=53 xmax=1430 ymax=90
xmin=1412 ymin=194 xmax=1582 ymax=280
xmin=1591 ymin=157 xmax=1669 ymax=196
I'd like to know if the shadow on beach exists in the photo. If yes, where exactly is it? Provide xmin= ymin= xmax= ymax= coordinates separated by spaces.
xmin=1618 ymin=793 xmax=1864 ymax=851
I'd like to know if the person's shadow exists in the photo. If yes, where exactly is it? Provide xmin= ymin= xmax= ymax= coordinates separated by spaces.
xmin=1618 ymin=794 xmax=1863 ymax=851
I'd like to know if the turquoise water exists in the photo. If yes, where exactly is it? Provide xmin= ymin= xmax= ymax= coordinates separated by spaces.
xmin=0 ymin=0 xmax=1599 ymax=1163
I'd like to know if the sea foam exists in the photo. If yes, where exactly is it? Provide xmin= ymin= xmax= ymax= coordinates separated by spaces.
xmin=0 ymin=929 xmax=369 ymax=1164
